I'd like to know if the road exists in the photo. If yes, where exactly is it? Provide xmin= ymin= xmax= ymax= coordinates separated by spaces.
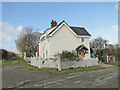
xmin=2 ymin=65 xmax=118 ymax=88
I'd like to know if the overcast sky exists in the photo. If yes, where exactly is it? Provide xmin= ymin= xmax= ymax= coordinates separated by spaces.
xmin=1 ymin=2 xmax=118 ymax=53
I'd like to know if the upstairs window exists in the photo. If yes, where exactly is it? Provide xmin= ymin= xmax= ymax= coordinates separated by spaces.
xmin=82 ymin=38 xmax=84 ymax=43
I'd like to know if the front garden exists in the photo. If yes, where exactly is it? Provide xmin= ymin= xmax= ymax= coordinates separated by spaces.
xmin=1 ymin=55 xmax=105 ymax=74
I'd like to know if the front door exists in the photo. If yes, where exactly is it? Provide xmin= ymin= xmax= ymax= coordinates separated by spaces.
xmin=78 ymin=51 xmax=84 ymax=59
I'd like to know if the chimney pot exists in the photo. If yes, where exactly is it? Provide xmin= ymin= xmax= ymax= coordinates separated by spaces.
xmin=51 ymin=20 xmax=57 ymax=28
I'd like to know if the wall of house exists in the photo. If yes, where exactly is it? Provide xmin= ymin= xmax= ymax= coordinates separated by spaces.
xmin=83 ymin=37 xmax=90 ymax=58
xmin=39 ymin=37 xmax=51 ymax=59
xmin=49 ymin=25 xmax=90 ymax=58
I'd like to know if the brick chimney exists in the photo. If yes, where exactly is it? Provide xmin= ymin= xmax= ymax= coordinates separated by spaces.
xmin=51 ymin=20 xmax=57 ymax=28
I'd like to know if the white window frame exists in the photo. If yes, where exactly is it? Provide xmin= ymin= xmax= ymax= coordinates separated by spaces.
xmin=82 ymin=38 xmax=84 ymax=43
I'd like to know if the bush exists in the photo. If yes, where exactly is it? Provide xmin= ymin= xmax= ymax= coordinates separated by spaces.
xmin=8 ymin=56 xmax=24 ymax=60
xmin=7 ymin=52 xmax=16 ymax=60
xmin=0 ymin=49 xmax=8 ymax=60
xmin=59 ymin=51 xmax=78 ymax=60
xmin=0 ymin=49 xmax=19 ymax=60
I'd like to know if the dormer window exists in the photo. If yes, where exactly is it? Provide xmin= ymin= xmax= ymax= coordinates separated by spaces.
xmin=82 ymin=38 xmax=84 ymax=43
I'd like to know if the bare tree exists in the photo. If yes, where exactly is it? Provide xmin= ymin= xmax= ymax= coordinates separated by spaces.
xmin=90 ymin=37 xmax=109 ymax=50
xmin=15 ymin=27 xmax=41 ymax=57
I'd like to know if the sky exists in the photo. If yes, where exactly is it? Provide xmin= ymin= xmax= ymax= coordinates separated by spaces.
xmin=1 ymin=2 xmax=118 ymax=53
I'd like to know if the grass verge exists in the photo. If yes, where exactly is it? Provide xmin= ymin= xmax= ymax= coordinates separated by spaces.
xmin=2 ymin=58 xmax=105 ymax=74
xmin=104 ymin=61 xmax=120 ymax=66
xmin=0 ymin=60 xmax=2 ymax=67
xmin=110 ymin=80 xmax=119 ymax=89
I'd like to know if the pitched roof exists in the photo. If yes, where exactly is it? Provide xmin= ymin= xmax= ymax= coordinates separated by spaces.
xmin=76 ymin=45 xmax=88 ymax=51
xmin=70 ymin=26 xmax=91 ymax=36
xmin=40 ymin=20 xmax=91 ymax=41
xmin=48 ymin=20 xmax=65 ymax=36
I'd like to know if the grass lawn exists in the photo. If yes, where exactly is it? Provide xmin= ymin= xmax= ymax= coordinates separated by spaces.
xmin=2 ymin=58 xmax=105 ymax=74
xmin=104 ymin=61 xmax=120 ymax=66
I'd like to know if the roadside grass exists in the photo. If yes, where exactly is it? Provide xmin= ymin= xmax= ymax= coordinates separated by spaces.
xmin=2 ymin=58 xmax=105 ymax=74
xmin=26 ymin=65 xmax=104 ymax=74
xmin=104 ymin=61 xmax=120 ymax=66
xmin=0 ymin=60 xmax=2 ymax=67
xmin=49 ymin=66 xmax=104 ymax=74
xmin=2 ymin=56 xmax=28 ymax=67
xmin=2 ymin=59 xmax=28 ymax=67
xmin=110 ymin=80 xmax=119 ymax=89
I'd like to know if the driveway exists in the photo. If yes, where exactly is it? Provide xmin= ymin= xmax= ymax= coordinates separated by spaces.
xmin=2 ymin=65 xmax=118 ymax=88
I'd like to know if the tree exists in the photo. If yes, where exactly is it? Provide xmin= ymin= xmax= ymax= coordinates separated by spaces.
xmin=90 ymin=37 xmax=108 ymax=50
xmin=15 ymin=27 xmax=41 ymax=57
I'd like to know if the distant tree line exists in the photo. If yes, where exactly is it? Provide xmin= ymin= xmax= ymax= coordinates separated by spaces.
xmin=90 ymin=37 xmax=120 ymax=62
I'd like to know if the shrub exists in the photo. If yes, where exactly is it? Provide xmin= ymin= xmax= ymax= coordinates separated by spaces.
xmin=8 ymin=56 xmax=24 ymax=60
xmin=59 ymin=50 xmax=78 ymax=60
xmin=0 ymin=49 xmax=8 ymax=60
xmin=7 ymin=52 xmax=16 ymax=60
xmin=0 ymin=49 xmax=20 ymax=60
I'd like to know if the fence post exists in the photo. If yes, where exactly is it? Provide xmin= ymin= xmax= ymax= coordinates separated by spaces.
xmin=58 ymin=56 xmax=61 ymax=71
xmin=36 ymin=52 xmax=38 ymax=57
xmin=24 ymin=52 xmax=26 ymax=60
xmin=38 ymin=56 xmax=42 ymax=68
xmin=107 ymin=55 xmax=109 ymax=62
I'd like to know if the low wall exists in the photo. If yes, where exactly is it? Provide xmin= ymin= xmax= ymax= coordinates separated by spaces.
xmin=31 ymin=57 xmax=40 ymax=67
xmin=24 ymin=57 xmax=31 ymax=62
xmin=61 ymin=58 xmax=98 ymax=69
xmin=30 ymin=57 xmax=98 ymax=70
xmin=31 ymin=57 xmax=58 ymax=69
xmin=42 ymin=59 xmax=58 ymax=68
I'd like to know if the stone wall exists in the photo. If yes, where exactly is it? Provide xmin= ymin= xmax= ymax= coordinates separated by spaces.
xmin=61 ymin=58 xmax=98 ymax=69
xmin=30 ymin=56 xmax=98 ymax=71
xmin=31 ymin=57 xmax=59 ymax=69
xmin=31 ymin=57 xmax=40 ymax=68
xmin=24 ymin=57 xmax=31 ymax=62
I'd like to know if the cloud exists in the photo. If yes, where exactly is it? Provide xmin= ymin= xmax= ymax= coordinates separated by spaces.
xmin=112 ymin=25 xmax=118 ymax=32
xmin=0 ymin=22 xmax=23 ymax=43
xmin=0 ymin=32 xmax=12 ymax=42
xmin=0 ymin=22 xmax=23 ymax=53
xmin=0 ymin=22 xmax=16 ymax=42
xmin=16 ymin=25 xmax=23 ymax=35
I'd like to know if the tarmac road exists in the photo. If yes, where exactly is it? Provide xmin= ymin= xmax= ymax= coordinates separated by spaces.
xmin=2 ymin=65 xmax=118 ymax=88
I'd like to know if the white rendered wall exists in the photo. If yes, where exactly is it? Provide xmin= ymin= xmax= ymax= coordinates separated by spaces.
xmin=49 ymin=25 xmax=90 ymax=58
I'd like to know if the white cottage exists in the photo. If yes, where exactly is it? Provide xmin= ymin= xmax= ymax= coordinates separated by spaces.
xmin=38 ymin=20 xmax=91 ymax=59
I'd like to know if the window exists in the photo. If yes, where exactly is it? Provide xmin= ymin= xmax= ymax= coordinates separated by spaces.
xmin=82 ymin=38 xmax=84 ymax=43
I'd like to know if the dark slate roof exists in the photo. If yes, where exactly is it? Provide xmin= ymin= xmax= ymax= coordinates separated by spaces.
xmin=70 ymin=26 xmax=91 ymax=36
xmin=44 ymin=20 xmax=91 ymax=37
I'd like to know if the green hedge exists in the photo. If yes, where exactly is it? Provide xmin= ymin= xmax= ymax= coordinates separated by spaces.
xmin=59 ymin=51 xmax=79 ymax=60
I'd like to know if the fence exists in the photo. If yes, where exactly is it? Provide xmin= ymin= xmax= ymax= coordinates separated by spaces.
xmin=30 ymin=56 xmax=98 ymax=71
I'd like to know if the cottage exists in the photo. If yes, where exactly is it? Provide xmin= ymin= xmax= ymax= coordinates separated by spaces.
xmin=38 ymin=20 xmax=91 ymax=59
